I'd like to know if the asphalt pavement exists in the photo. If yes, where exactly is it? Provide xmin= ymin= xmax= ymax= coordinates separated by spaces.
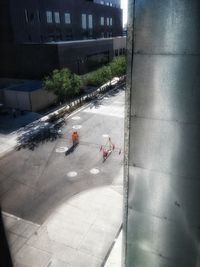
xmin=0 ymin=86 xmax=125 ymax=267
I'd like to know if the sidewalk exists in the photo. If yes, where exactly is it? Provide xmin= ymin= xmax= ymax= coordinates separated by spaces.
xmin=3 ymin=185 xmax=122 ymax=267
xmin=104 ymin=230 xmax=122 ymax=267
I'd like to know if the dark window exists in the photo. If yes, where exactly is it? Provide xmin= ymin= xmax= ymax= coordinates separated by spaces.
xmin=37 ymin=11 xmax=41 ymax=22
xmin=28 ymin=35 xmax=32 ymax=42
xmin=82 ymin=14 xmax=87 ymax=29
xmin=115 ymin=49 xmax=119 ymax=56
xmin=64 ymin=13 xmax=71 ymax=24
xmin=24 ymin=9 xmax=29 ymax=23
xmin=100 ymin=17 xmax=104 ymax=26
xmin=54 ymin=12 xmax=60 ymax=24
xmin=46 ymin=11 xmax=53 ymax=23
xmin=48 ymin=35 xmax=55 ymax=42
xmin=30 ymin=12 xmax=34 ymax=22
xmin=88 ymin=15 xmax=93 ymax=29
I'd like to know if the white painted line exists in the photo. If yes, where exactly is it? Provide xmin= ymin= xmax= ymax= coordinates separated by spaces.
xmin=90 ymin=168 xmax=100 ymax=175
xmin=67 ymin=171 xmax=77 ymax=177
xmin=71 ymin=116 xmax=81 ymax=121
xmin=102 ymin=134 xmax=109 ymax=138
xmin=72 ymin=125 xmax=82 ymax=130
xmin=55 ymin=147 xmax=68 ymax=153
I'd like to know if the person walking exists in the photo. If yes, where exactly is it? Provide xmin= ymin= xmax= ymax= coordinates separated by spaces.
xmin=71 ymin=131 xmax=79 ymax=146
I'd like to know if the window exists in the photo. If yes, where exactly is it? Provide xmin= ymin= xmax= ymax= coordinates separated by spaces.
xmin=107 ymin=17 xmax=109 ymax=26
xmin=37 ymin=11 xmax=41 ymax=22
xmin=24 ymin=9 xmax=29 ymax=23
xmin=100 ymin=1 xmax=104 ymax=4
xmin=88 ymin=15 xmax=93 ymax=29
xmin=64 ymin=13 xmax=71 ymax=24
xmin=29 ymin=12 xmax=34 ymax=22
xmin=28 ymin=35 xmax=32 ymax=42
xmin=106 ymin=2 xmax=109 ymax=5
xmin=100 ymin=17 xmax=104 ymax=26
xmin=82 ymin=14 xmax=87 ymax=29
xmin=46 ymin=11 xmax=52 ymax=23
xmin=110 ymin=17 xmax=113 ymax=26
xmin=54 ymin=12 xmax=60 ymax=23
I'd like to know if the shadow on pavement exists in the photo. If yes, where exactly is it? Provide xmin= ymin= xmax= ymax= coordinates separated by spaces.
xmin=0 ymin=112 xmax=41 ymax=134
xmin=0 ymin=207 xmax=13 ymax=267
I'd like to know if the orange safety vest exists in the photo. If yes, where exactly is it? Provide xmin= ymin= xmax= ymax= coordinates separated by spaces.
xmin=72 ymin=132 xmax=78 ymax=141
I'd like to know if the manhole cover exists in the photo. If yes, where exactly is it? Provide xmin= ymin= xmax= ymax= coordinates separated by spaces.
xmin=72 ymin=125 xmax=82 ymax=130
xmin=90 ymin=168 xmax=100 ymax=175
xmin=67 ymin=171 xmax=77 ymax=177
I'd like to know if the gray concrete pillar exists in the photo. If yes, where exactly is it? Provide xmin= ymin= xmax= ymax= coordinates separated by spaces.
xmin=124 ymin=1 xmax=200 ymax=266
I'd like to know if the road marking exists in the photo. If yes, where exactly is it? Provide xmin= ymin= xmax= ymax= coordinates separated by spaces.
xmin=90 ymin=168 xmax=100 ymax=174
xmin=102 ymin=134 xmax=109 ymax=138
xmin=55 ymin=147 xmax=68 ymax=153
xmin=72 ymin=125 xmax=82 ymax=130
xmin=67 ymin=171 xmax=77 ymax=177
xmin=71 ymin=116 xmax=81 ymax=121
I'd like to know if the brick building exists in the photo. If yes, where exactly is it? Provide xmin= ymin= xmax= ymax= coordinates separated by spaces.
xmin=0 ymin=0 xmax=122 ymax=43
xmin=0 ymin=0 xmax=124 ymax=79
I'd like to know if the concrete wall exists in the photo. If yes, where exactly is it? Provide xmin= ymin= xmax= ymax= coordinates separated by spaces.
xmin=4 ymin=88 xmax=57 ymax=111
xmin=124 ymin=0 xmax=200 ymax=266
xmin=4 ymin=90 xmax=31 ymax=110
xmin=113 ymin=36 xmax=126 ymax=50
xmin=30 ymin=88 xmax=57 ymax=112
xmin=113 ymin=36 xmax=126 ymax=56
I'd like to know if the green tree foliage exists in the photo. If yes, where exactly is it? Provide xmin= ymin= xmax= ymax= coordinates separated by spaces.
xmin=43 ymin=68 xmax=82 ymax=101
xmin=44 ymin=56 xmax=126 ymax=100
xmin=109 ymin=56 xmax=126 ymax=77
xmin=84 ymin=56 xmax=126 ymax=87
xmin=85 ymin=66 xmax=112 ymax=86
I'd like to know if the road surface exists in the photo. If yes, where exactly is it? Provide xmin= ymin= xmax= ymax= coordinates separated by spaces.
xmin=0 ymin=86 xmax=125 ymax=267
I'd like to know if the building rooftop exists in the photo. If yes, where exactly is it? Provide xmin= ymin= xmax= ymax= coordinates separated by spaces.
xmin=6 ymin=81 xmax=42 ymax=92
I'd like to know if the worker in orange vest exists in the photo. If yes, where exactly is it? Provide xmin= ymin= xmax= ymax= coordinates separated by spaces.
xmin=71 ymin=131 xmax=79 ymax=146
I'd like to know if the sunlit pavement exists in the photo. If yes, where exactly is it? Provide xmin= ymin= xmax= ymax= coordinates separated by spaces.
xmin=0 ymin=87 xmax=124 ymax=267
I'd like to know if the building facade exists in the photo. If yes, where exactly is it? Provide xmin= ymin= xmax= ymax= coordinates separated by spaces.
xmin=0 ymin=0 xmax=122 ymax=44
xmin=94 ymin=0 xmax=120 ymax=8
xmin=0 ymin=0 xmax=124 ymax=80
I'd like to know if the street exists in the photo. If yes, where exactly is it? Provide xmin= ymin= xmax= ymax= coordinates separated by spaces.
xmin=0 ymin=86 xmax=124 ymax=267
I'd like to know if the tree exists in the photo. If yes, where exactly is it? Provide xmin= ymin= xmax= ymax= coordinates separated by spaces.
xmin=109 ymin=56 xmax=126 ymax=77
xmin=85 ymin=65 xmax=112 ymax=86
xmin=43 ymin=68 xmax=82 ymax=102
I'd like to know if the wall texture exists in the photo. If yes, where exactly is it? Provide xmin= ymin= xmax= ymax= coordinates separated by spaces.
xmin=124 ymin=0 xmax=200 ymax=266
